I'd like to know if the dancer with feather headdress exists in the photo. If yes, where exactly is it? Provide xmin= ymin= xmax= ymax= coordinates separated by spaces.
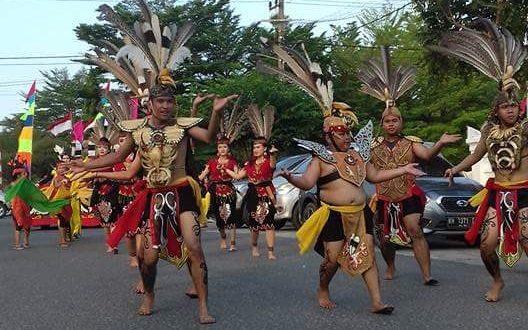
xmin=198 ymin=99 xmax=246 ymax=252
xmin=258 ymin=39 xmax=424 ymax=313
xmin=433 ymin=18 xmax=528 ymax=302
xmin=70 ymin=0 xmax=238 ymax=322
xmin=357 ymin=46 xmax=461 ymax=284
xmin=225 ymin=103 xmax=279 ymax=259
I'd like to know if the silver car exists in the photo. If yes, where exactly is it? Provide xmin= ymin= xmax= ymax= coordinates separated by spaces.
xmin=0 ymin=191 xmax=10 ymax=218
xmin=233 ymin=154 xmax=319 ymax=229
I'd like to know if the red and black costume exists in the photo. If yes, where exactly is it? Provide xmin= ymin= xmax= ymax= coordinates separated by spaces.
xmin=207 ymin=156 xmax=238 ymax=230
xmin=244 ymin=154 xmax=276 ymax=232
xmin=90 ymin=167 xmax=120 ymax=228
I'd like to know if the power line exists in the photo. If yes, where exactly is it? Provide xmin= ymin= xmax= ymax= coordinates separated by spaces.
xmin=0 ymin=55 xmax=82 ymax=60
xmin=0 ymin=63 xmax=79 ymax=66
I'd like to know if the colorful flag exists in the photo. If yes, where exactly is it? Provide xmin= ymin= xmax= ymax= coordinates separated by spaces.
xmin=83 ymin=112 xmax=105 ymax=132
xmin=16 ymin=81 xmax=36 ymax=169
xmin=48 ymin=112 xmax=73 ymax=136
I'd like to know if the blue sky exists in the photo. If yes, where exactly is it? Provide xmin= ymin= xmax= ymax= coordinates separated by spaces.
xmin=0 ymin=0 xmax=404 ymax=119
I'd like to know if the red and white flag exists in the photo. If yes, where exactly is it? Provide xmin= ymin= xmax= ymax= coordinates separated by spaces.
xmin=48 ymin=112 xmax=72 ymax=136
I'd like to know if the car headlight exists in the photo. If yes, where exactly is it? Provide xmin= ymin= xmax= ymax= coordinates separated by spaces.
xmin=277 ymin=182 xmax=296 ymax=195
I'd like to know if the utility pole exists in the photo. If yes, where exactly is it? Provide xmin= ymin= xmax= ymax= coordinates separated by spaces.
xmin=269 ymin=0 xmax=286 ymax=68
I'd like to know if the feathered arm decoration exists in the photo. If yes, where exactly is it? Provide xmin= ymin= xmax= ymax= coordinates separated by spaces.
xmin=357 ymin=46 xmax=417 ymax=106
xmin=429 ymin=18 xmax=527 ymax=94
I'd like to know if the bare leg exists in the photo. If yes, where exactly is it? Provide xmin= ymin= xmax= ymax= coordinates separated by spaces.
xmin=404 ymin=213 xmax=434 ymax=283
xmin=480 ymin=208 xmax=503 ymax=302
xmin=13 ymin=229 xmax=21 ymax=249
xmin=519 ymin=207 xmax=528 ymax=256
xmin=360 ymin=235 xmax=394 ymax=313
xmin=229 ymin=227 xmax=237 ymax=251
xmin=318 ymin=240 xmax=341 ymax=309
xmin=180 ymin=211 xmax=215 ymax=324
xmin=23 ymin=229 xmax=30 ymax=248
xmin=377 ymin=228 xmax=396 ymax=280
xmin=185 ymin=260 xmax=198 ymax=298
xmin=58 ymin=226 xmax=69 ymax=247
xmin=127 ymin=235 xmax=139 ymax=267
xmin=137 ymin=233 xmax=157 ymax=315
xmin=134 ymin=234 xmax=144 ymax=295
xmin=104 ymin=227 xmax=115 ymax=253
xmin=251 ymin=230 xmax=260 ymax=257
xmin=265 ymin=229 xmax=276 ymax=260
xmin=219 ymin=228 xmax=227 ymax=249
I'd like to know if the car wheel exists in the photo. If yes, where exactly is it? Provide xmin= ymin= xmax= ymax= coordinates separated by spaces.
xmin=298 ymin=201 xmax=317 ymax=227
xmin=0 ymin=202 xmax=6 ymax=218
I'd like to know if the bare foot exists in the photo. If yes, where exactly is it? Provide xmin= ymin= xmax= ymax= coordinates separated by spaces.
xmin=185 ymin=286 xmax=198 ymax=299
xmin=134 ymin=280 xmax=145 ymax=295
xmin=138 ymin=293 xmax=154 ymax=316
xmin=484 ymin=280 xmax=504 ymax=302
xmin=220 ymin=239 xmax=227 ymax=250
xmin=252 ymin=247 xmax=260 ymax=257
xmin=317 ymin=288 xmax=336 ymax=309
xmin=371 ymin=302 xmax=394 ymax=315
xmin=129 ymin=256 xmax=139 ymax=268
xmin=384 ymin=267 xmax=395 ymax=280
xmin=229 ymin=245 xmax=237 ymax=252
xmin=199 ymin=306 xmax=216 ymax=324
xmin=268 ymin=252 xmax=277 ymax=260
xmin=199 ymin=314 xmax=216 ymax=324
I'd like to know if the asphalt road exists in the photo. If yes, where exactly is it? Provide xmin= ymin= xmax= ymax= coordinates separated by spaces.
xmin=1 ymin=217 xmax=528 ymax=330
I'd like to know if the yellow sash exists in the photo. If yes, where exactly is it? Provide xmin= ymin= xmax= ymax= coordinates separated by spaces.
xmin=296 ymin=202 xmax=365 ymax=254
xmin=469 ymin=180 xmax=528 ymax=207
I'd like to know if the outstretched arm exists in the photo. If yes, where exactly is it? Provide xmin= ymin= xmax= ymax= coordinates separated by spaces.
xmin=366 ymin=162 xmax=425 ymax=183
xmin=73 ymin=152 xmax=141 ymax=182
xmin=225 ymin=167 xmax=247 ymax=180
xmin=280 ymin=158 xmax=320 ymax=190
xmin=188 ymin=94 xmax=239 ymax=143
xmin=70 ymin=133 xmax=134 ymax=172
xmin=413 ymin=133 xmax=462 ymax=161
xmin=445 ymin=137 xmax=487 ymax=183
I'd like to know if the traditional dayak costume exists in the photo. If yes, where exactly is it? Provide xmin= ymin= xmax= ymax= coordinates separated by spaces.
xmin=258 ymin=39 xmax=377 ymax=277
xmin=205 ymin=102 xmax=245 ymax=233
xmin=431 ymin=18 xmax=528 ymax=267
xmin=357 ymin=46 xmax=424 ymax=247
xmin=81 ymin=1 xmax=200 ymax=267
xmin=244 ymin=104 xmax=277 ymax=232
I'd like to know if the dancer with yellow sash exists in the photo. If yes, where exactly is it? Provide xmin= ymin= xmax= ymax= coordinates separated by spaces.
xmin=259 ymin=39 xmax=424 ymax=313
xmin=434 ymin=18 xmax=528 ymax=302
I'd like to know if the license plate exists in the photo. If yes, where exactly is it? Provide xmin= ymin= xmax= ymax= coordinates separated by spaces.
xmin=447 ymin=217 xmax=473 ymax=229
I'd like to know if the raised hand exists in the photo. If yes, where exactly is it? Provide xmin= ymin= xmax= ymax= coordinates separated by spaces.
xmin=439 ymin=133 xmax=462 ymax=145
xmin=403 ymin=163 xmax=426 ymax=177
xmin=212 ymin=94 xmax=239 ymax=113
xmin=192 ymin=94 xmax=215 ymax=109
xmin=444 ymin=168 xmax=455 ymax=186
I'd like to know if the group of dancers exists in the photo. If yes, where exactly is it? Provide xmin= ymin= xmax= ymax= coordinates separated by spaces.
xmin=5 ymin=1 xmax=528 ymax=324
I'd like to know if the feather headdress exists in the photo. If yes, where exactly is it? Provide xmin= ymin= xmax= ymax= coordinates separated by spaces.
xmin=246 ymin=104 xmax=275 ymax=141
xmin=218 ymin=97 xmax=247 ymax=144
xmin=429 ymin=18 xmax=527 ymax=99
xmin=80 ymin=0 xmax=194 ymax=101
xmin=87 ymin=118 xmax=119 ymax=145
xmin=357 ymin=46 xmax=417 ymax=112
xmin=257 ymin=38 xmax=358 ymax=130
